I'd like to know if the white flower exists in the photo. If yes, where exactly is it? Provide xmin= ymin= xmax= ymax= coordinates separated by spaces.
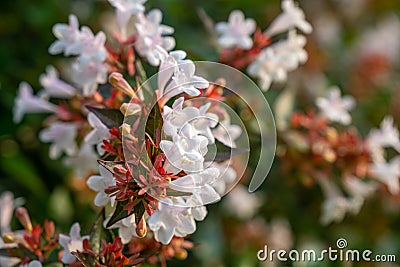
xmin=170 ymin=167 xmax=221 ymax=205
xmin=370 ymin=156 xmax=400 ymax=195
xmin=87 ymin=165 xmax=116 ymax=207
xmin=108 ymin=0 xmax=147 ymax=38
xmin=163 ymin=98 xmax=218 ymax=141
xmin=209 ymin=161 xmax=237 ymax=195
xmin=13 ymin=82 xmax=58 ymax=123
xmin=59 ymin=223 xmax=89 ymax=264
xmin=135 ymin=9 xmax=175 ymax=66
xmin=366 ymin=116 xmax=400 ymax=161
xmin=39 ymin=66 xmax=76 ymax=98
xmin=247 ymin=47 xmax=287 ymax=91
xmin=343 ymin=176 xmax=377 ymax=214
xmin=0 ymin=192 xmax=19 ymax=234
xmin=72 ymin=59 xmax=108 ymax=96
xmin=224 ymin=184 xmax=261 ymax=219
xmin=49 ymin=14 xmax=81 ymax=56
xmin=247 ymin=30 xmax=308 ymax=91
xmin=155 ymin=47 xmax=187 ymax=93
xmin=316 ymin=87 xmax=355 ymax=125
xmin=63 ymin=143 xmax=98 ymax=178
xmin=265 ymin=0 xmax=312 ymax=36
xmin=212 ymin=118 xmax=242 ymax=148
xmin=148 ymin=198 xmax=196 ymax=244
xmin=21 ymin=261 xmax=43 ymax=267
xmin=104 ymin=214 xmax=137 ymax=244
xmin=215 ymin=10 xmax=256 ymax=49
xmin=77 ymin=27 xmax=107 ymax=64
xmin=160 ymin=124 xmax=209 ymax=174
xmin=84 ymin=113 xmax=111 ymax=154
xmin=320 ymin=195 xmax=350 ymax=225
xmin=39 ymin=122 xmax=78 ymax=160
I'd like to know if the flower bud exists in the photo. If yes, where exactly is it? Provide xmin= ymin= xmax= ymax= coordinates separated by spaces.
xmin=15 ymin=207 xmax=32 ymax=232
xmin=44 ymin=220 xmax=55 ymax=240
xmin=135 ymin=216 xmax=147 ymax=238
xmin=174 ymin=249 xmax=188 ymax=260
xmin=120 ymin=103 xmax=141 ymax=116
xmin=109 ymin=72 xmax=136 ymax=98
xmin=2 ymin=233 xmax=14 ymax=243
xmin=120 ymin=123 xmax=137 ymax=142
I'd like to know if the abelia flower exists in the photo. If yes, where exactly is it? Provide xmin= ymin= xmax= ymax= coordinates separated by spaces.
xmin=160 ymin=124 xmax=209 ymax=174
xmin=212 ymin=118 xmax=242 ymax=148
xmin=77 ymin=27 xmax=107 ymax=64
xmin=87 ymin=165 xmax=116 ymax=207
xmin=162 ymin=98 xmax=218 ymax=141
xmin=104 ymin=214 xmax=137 ymax=244
xmin=85 ymin=112 xmax=112 ymax=154
xmin=39 ymin=122 xmax=78 ymax=160
xmin=366 ymin=116 xmax=400 ymax=161
xmin=108 ymin=0 xmax=147 ymax=38
xmin=59 ymin=223 xmax=89 ymax=264
xmin=224 ymin=184 xmax=261 ymax=219
xmin=209 ymin=161 xmax=238 ymax=195
xmin=320 ymin=195 xmax=350 ymax=225
xmin=21 ymin=261 xmax=43 ymax=267
xmin=39 ymin=65 xmax=76 ymax=98
xmin=135 ymin=9 xmax=175 ymax=66
xmin=316 ymin=87 xmax=355 ymax=125
xmin=49 ymin=14 xmax=81 ymax=56
xmin=170 ymin=167 xmax=221 ymax=205
xmin=0 ymin=191 xmax=20 ymax=234
xmin=63 ymin=143 xmax=98 ymax=178
xmin=265 ymin=0 xmax=312 ymax=36
xmin=147 ymin=198 xmax=196 ymax=244
xmin=215 ymin=10 xmax=256 ymax=49
xmin=369 ymin=156 xmax=400 ymax=195
xmin=72 ymin=59 xmax=108 ymax=96
xmin=13 ymin=82 xmax=58 ymax=123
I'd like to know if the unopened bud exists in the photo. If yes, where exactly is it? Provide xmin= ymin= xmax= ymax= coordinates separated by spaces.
xmin=44 ymin=220 xmax=55 ymax=240
xmin=175 ymin=249 xmax=188 ymax=260
xmin=120 ymin=123 xmax=137 ymax=142
xmin=15 ymin=207 xmax=32 ymax=232
xmin=2 ymin=233 xmax=14 ymax=243
xmin=135 ymin=217 xmax=147 ymax=238
xmin=109 ymin=72 xmax=136 ymax=98
xmin=120 ymin=103 xmax=141 ymax=116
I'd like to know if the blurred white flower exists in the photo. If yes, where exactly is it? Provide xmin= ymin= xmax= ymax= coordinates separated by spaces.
xmin=87 ymin=165 xmax=116 ymax=207
xmin=316 ymin=87 xmax=355 ymax=125
xmin=170 ymin=167 xmax=221 ymax=205
xmin=84 ymin=113 xmax=111 ymax=154
xmin=135 ymin=9 xmax=175 ymax=66
xmin=367 ymin=116 xmax=400 ymax=161
xmin=49 ymin=14 xmax=81 ymax=56
xmin=148 ymin=198 xmax=196 ymax=244
xmin=163 ymin=98 xmax=218 ymax=141
xmin=224 ymin=184 xmax=261 ymax=219
xmin=13 ymin=82 xmax=58 ymax=123
xmin=72 ymin=59 xmax=108 ymax=96
xmin=370 ymin=156 xmax=400 ymax=195
xmin=160 ymin=124 xmax=209 ymax=174
xmin=21 ymin=261 xmax=43 ymax=267
xmin=320 ymin=195 xmax=349 ymax=225
xmin=39 ymin=122 xmax=78 ymax=160
xmin=0 ymin=192 xmax=19 ymax=234
xmin=77 ymin=27 xmax=107 ymax=64
xmin=215 ymin=10 xmax=256 ymax=49
xmin=343 ymin=176 xmax=377 ymax=214
xmin=63 ymin=143 xmax=98 ymax=178
xmin=108 ymin=0 xmax=147 ymax=38
xmin=212 ymin=118 xmax=242 ymax=148
xmin=359 ymin=14 xmax=400 ymax=65
xmin=59 ymin=223 xmax=89 ymax=264
xmin=39 ymin=66 xmax=76 ymax=98
xmin=265 ymin=0 xmax=312 ymax=36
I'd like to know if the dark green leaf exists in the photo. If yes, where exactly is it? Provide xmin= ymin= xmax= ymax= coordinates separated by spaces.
xmin=86 ymin=106 xmax=124 ymax=129
xmin=166 ymin=188 xmax=193 ymax=197
xmin=90 ymin=209 xmax=113 ymax=254
xmin=106 ymin=201 xmax=130 ymax=228
xmin=133 ymin=200 xmax=146 ymax=224
xmin=145 ymin=102 xmax=163 ymax=143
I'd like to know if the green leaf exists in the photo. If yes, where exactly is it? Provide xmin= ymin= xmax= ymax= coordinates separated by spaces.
xmin=106 ymin=200 xmax=130 ymax=228
xmin=205 ymin=141 xmax=249 ymax=162
xmin=145 ymin=102 xmax=163 ymax=143
xmin=133 ymin=200 xmax=146 ymax=224
xmin=86 ymin=106 xmax=124 ymax=129
xmin=90 ymin=209 xmax=113 ymax=254
xmin=166 ymin=188 xmax=193 ymax=197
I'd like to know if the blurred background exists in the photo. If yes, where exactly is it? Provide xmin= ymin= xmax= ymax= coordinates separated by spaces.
xmin=1 ymin=0 xmax=400 ymax=266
